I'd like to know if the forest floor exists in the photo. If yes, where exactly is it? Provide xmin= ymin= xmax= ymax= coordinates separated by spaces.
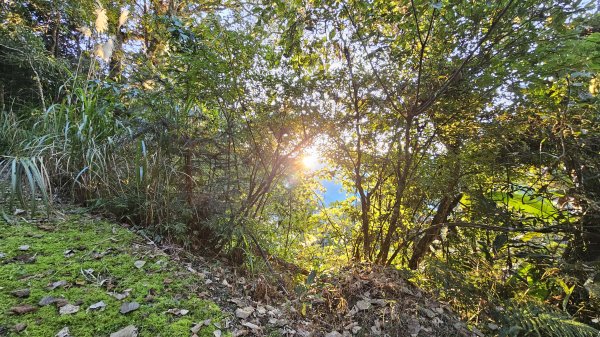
xmin=0 ymin=208 xmax=483 ymax=337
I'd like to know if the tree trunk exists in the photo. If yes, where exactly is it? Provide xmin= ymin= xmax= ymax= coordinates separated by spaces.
xmin=408 ymin=193 xmax=463 ymax=270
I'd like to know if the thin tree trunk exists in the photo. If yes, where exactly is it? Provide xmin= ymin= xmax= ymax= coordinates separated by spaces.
xmin=408 ymin=193 xmax=463 ymax=269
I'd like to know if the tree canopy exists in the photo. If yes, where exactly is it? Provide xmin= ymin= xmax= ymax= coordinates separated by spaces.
xmin=1 ymin=0 xmax=600 ymax=335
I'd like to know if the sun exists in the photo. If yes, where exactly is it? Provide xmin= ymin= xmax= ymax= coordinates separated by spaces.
xmin=302 ymin=153 xmax=318 ymax=170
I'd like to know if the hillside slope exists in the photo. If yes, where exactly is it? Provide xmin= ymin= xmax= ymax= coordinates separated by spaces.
xmin=0 ymin=210 xmax=482 ymax=337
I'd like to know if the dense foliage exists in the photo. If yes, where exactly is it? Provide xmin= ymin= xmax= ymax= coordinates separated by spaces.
xmin=1 ymin=0 xmax=599 ymax=335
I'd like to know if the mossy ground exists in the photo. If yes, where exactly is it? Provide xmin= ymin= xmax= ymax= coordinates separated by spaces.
xmin=0 ymin=211 xmax=227 ymax=337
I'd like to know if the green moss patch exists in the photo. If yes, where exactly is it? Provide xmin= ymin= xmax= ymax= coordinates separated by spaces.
xmin=0 ymin=213 xmax=227 ymax=336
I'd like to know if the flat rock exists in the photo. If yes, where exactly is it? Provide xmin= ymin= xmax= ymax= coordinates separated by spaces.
xmin=88 ymin=301 xmax=106 ymax=311
xmin=48 ymin=280 xmax=67 ymax=290
xmin=120 ymin=302 xmax=140 ymax=314
xmin=56 ymin=327 xmax=71 ymax=337
xmin=59 ymin=304 xmax=79 ymax=315
xmin=110 ymin=325 xmax=138 ymax=337
xmin=10 ymin=289 xmax=30 ymax=298
xmin=109 ymin=289 xmax=131 ymax=300
xmin=39 ymin=296 xmax=57 ymax=306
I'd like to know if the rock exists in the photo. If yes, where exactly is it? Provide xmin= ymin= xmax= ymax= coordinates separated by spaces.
xmin=55 ymin=327 xmax=71 ymax=337
xmin=134 ymin=260 xmax=146 ymax=269
xmin=59 ymin=304 xmax=79 ymax=315
xmin=64 ymin=250 xmax=75 ymax=258
xmin=325 ymin=331 xmax=343 ymax=337
xmin=235 ymin=306 xmax=254 ymax=319
xmin=88 ymin=301 xmax=107 ymax=311
xmin=109 ymin=289 xmax=131 ymax=300
xmin=0 ymin=252 xmax=5 ymax=258
xmin=213 ymin=330 xmax=222 ymax=337
xmin=166 ymin=308 xmax=189 ymax=316
xmin=10 ymin=289 xmax=30 ymax=298
xmin=110 ymin=325 xmax=138 ymax=337
xmin=10 ymin=304 xmax=37 ymax=315
xmin=18 ymin=245 xmax=29 ymax=251
xmin=120 ymin=302 xmax=140 ymax=314
xmin=190 ymin=323 xmax=203 ymax=334
xmin=13 ymin=323 xmax=26 ymax=332
xmin=39 ymin=296 xmax=57 ymax=306
xmin=48 ymin=280 xmax=67 ymax=290
xmin=356 ymin=300 xmax=371 ymax=311
xmin=487 ymin=323 xmax=499 ymax=330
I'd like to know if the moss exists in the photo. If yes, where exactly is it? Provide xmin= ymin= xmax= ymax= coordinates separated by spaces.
xmin=0 ymin=214 xmax=228 ymax=337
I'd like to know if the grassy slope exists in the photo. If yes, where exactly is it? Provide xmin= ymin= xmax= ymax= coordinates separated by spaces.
xmin=0 ymin=212 xmax=226 ymax=337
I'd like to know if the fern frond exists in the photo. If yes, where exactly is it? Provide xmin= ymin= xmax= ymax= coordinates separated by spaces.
xmin=499 ymin=303 xmax=600 ymax=337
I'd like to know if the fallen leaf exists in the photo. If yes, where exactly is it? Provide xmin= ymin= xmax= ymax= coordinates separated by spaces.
xmin=13 ymin=323 xmax=27 ymax=332
xmin=14 ymin=209 xmax=26 ymax=215
xmin=13 ymin=254 xmax=36 ymax=263
xmin=241 ymin=322 xmax=260 ymax=330
xmin=235 ymin=306 xmax=254 ymax=319
xmin=64 ymin=250 xmax=75 ymax=258
xmin=110 ymin=325 xmax=138 ymax=337
xmin=325 ymin=331 xmax=343 ymax=337
xmin=38 ymin=225 xmax=55 ymax=231
xmin=134 ymin=260 xmax=146 ymax=269
xmin=213 ymin=330 xmax=222 ymax=337
xmin=10 ymin=289 xmax=30 ymax=298
xmin=18 ymin=245 xmax=30 ymax=251
xmin=420 ymin=308 xmax=437 ymax=319
xmin=59 ymin=304 xmax=79 ymax=315
xmin=10 ymin=304 xmax=37 ymax=315
xmin=407 ymin=319 xmax=421 ymax=337
xmin=120 ymin=302 xmax=140 ymax=314
xmin=88 ymin=301 xmax=106 ymax=311
xmin=356 ymin=300 xmax=371 ymax=311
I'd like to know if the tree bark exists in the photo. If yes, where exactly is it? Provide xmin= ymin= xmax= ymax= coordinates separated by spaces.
xmin=408 ymin=193 xmax=463 ymax=270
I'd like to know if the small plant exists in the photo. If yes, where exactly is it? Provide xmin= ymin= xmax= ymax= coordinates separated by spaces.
xmin=498 ymin=302 xmax=600 ymax=337
xmin=0 ymin=156 xmax=51 ymax=216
